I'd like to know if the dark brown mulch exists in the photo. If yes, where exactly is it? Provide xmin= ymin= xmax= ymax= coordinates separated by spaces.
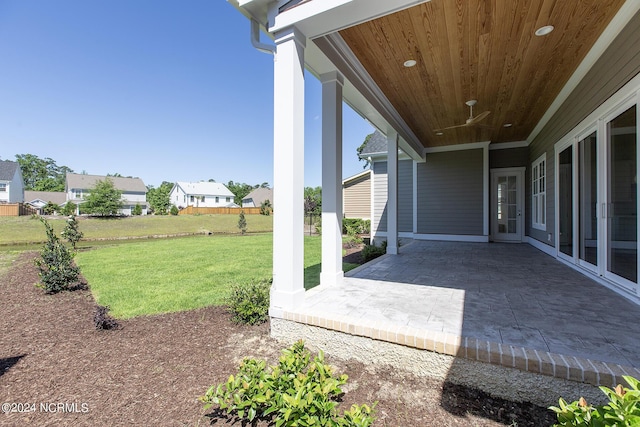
xmin=0 ymin=252 xmax=556 ymax=426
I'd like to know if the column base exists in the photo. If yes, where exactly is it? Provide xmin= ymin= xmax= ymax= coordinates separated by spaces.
xmin=269 ymin=287 xmax=305 ymax=318
xmin=320 ymin=270 xmax=344 ymax=287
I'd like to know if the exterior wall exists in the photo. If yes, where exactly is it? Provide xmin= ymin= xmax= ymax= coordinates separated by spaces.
xmin=343 ymin=172 xmax=371 ymax=219
xmin=0 ymin=182 xmax=9 ymax=203
xmin=416 ymin=149 xmax=484 ymax=236
xmin=527 ymin=9 xmax=640 ymax=247
xmin=169 ymin=186 xmax=233 ymax=208
xmin=242 ymin=198 xmax=256 ymax=208
xmin=8 ymin=169 xmax=24 ymax=203
xmin=372 ymin=161 xmax=388 ymax=233
xmin=398 ymin=160 xmax=413 ymax=232
xmin=489 ymin=147 xmax=528 ymax=169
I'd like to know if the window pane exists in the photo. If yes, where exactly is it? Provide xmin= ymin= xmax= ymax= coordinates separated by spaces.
xmin=559 ymin=146 xmax=573 ymax=256
xmin=579 ymin=132 xmax=598 ymax=266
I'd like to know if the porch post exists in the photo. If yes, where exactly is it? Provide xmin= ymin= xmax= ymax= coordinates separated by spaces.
xmin=270 ymin=26 xmax=306 ymax=317
xmin=320 ymin=71 xmax=344 ymax=287
xmin=387 ymin=130 xmax=398 ymax=254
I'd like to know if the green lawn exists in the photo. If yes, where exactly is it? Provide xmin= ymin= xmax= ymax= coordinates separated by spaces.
xmin=0 ymin=251 xmax=20 ymax=277
xmin=0 ymin=214 xmax=273 ymax=246
xmin=76 ymin=234 xmax=358 ymax=319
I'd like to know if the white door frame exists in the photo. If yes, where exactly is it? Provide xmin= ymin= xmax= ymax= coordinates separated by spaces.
xmin=490 ymin=167 xmax=525 ymax=242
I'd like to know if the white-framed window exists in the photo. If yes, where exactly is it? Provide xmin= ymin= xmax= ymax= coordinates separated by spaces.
xmin=215 ymin=196 xmax=219 ymax=203
xmin=226 ymin=197 xmax=230 ymax=202
xmin=0 ymin=183 xmax=6 ymax=192
xmin=532 ymin=154 xmax=546 ymax=230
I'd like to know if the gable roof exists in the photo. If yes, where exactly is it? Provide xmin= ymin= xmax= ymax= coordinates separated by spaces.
xmin=0 ymin=160 xmax=20 ymax=181
xmin=174 ymin=181 xmax=234 ymax=197
xmin=66 ymin=173 xmax=147 ymax=193
xmin=24 ymin=191 xmax=67 ymax=205
xmin=242 ymin=187 xmax=273 ymax=205
xmin=342 ymin=169 xmax=370 ymax=186
xmin=359 ymin=131 xmax=387 ymax=156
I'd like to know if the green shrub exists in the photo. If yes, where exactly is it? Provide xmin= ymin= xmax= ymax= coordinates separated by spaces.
xmin=260 ymin=199 xmax=272 ymax=216
xmin=34 ymin=217 xmax=81 ymax=293
xmin=361 ymin=240 xmax=387 ymax=263
xmin=170 ymin=205 xmax=179 ymax=216
xmin=132 ymin=203 xmax=143 ymax=216
xmin=238 ymin=210 xmax=247 ymax=235
xmin=342 ymin=218 xmax=370 ymax=235
xmin=199 ymin=341 xmax=376 ymax=427
xmin=61 ymin=202 xmax=76 ymax=216
xmin=226 ymin=279 xmax=270 ymax=325
xmin=43 ymin=202 xmax=60 ymax=215
xmin=61 ymin=214 xmax=83 ymax=249
xmin=550 ymin=375 xmax=640 ymax=426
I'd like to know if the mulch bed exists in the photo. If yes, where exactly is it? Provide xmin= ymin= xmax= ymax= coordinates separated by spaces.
xmin=0 ymin=252 xmax=556 ymax=426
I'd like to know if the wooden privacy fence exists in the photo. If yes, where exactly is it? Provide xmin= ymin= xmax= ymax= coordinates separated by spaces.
xmin=0 ymin=203 xmax=37 ymax=217
xmin=178 ymin=206 xmax=262 ymax=215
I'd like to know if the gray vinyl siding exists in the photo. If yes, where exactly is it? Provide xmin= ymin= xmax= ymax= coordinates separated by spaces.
xmin=372 ymin=159 xmax=413 ymax=234
xmin=343 ymin=172 xmax=371 ymax=219
xmin=398 ymin=160 xmax=413 ymax=232
xmin=527 ymin=9 xmax=640 ymax=246
xmin=373 ymin=161 xmax=387 ymax=233
xmin=417 ymin=149 xmax=484 ymax=235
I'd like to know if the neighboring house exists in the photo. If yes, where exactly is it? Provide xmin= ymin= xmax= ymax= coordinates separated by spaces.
xmin=25 ymin=191 xmax=67 ymax=213
xmin=66 ymin=173 xmax=148 ymax=215
xmin=0 ymin=160 xmax=24 ymax=203
xmin=342 ymin=170 xmax=371 ymax=220
xmin=169 ymin=181 xmax=235 ymax=208
xmin=242 ymin=187 xmax=273 ymax=208
xmin=228 ymin=0 xmax=640 ymax=311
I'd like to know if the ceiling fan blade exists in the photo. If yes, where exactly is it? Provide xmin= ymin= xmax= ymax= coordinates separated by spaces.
xmin=468 ymin=110 xmax=491 ymax=124
xmin=434 ymin=123 xmax=472 ymax=132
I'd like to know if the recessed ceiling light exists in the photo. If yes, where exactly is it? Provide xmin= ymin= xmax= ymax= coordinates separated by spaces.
xmin=535 ymin=25 xmax=554 ymax=36
xmin=403 ymin=59 xmax=417 ymax=68
xmin=503 ymin=123 xmax=513 ymax=128
xmin=436 ymin=132 xmax=443 ymax=136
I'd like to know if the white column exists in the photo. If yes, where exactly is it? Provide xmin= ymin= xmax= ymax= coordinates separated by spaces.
xmin=387 ymin=131 xmax=398 ymax=254
xmin=320 ymin=71 xmax=344 ymax=287
xmin=270 ymin=27 xmax=306 ymax=317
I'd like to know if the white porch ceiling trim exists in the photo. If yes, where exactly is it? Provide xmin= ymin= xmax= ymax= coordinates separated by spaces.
xmin=489 ymin=140 xmax=529 ymax=151
xmin=424 ymin=141 xmax=490 ymax=154
xmin=314 ymin=33 xmax=425 ymax=162
xmin=527 ymin=0 xmax=640 ymax=144
xmin=270 ymin=0 xmax=429 ymax=38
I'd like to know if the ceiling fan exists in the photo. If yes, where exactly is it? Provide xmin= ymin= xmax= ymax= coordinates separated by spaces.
xmin=435 ymin=100 xmax=491 ymax=132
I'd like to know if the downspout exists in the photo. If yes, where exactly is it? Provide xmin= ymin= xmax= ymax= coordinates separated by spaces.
xmin=251 ymin=19 xmax=275 ymax=55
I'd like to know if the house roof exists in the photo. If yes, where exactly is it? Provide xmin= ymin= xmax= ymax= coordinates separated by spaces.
xmin=242 ymin=187 xmax=273 ymax=205
xmin=66 ymin=173 xmax=147 ymax=193
xmin=358 ymin=131 xmax=387 ymax=156
xmin=174 ymin=181 xmax=234 ymax=197
xmin=342 ymin=169 xmax=370 ymax=185
xmin=0 ymin=160 xmax=19 ymax=181
xmin=24 ymin=191 xmax=67 ymax=205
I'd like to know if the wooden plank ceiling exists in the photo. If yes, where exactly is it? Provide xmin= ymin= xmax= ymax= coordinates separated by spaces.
xmin=339 ymin=0 xmax=626 ymax=148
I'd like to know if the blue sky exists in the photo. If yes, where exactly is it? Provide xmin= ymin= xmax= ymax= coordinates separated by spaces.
xmin=0 ymin=1 xmax=373 ymax=188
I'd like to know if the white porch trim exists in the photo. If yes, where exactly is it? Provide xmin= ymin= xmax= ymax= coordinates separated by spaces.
xmin=320 ymin=70 xmax=345 ymax=287
xmin=270 ymin=26 xmax=306 ymax=317
xmin=386 ymin=131 xmax=398 ymax=254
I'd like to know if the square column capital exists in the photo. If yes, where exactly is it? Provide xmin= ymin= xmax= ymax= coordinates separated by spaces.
xmin=320 ymin=71 xmax=344 ymax=86
xmin=274 ymin=26 xmax=306 ymax=48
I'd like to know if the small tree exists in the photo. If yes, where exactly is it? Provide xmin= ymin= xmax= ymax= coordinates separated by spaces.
xmin=82 ymin=178 xmax=123 ymax=216
xmin=132 ymin=203 xmax=143 ymax=216
xmin=42 ymin=202 xmax=59 ymax=215
xmin=260 ymin=199 xmax=272 ymax=216
xmin=170 ymin=205 xmax=179 ymax=216
xmin=61 ymin=202 xmax=76 ymax=216
xmin=61 ymin=214 xmax=83 ymax=250
xmin=238 ymin=210 xmax=247 ymax=235
xmin=35 ymin=217 xmax=80 ymax=293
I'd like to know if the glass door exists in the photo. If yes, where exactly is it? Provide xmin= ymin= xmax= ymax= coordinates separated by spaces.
xmin=579 ymin=132 xmax=598 ymax=270
xmin=491 ymin=168 xmax=524 ymax=242
xmin=558 ymin=146 xmax=574 ymax=258
xmin=605 ymin=105 xmax=637 ymax=286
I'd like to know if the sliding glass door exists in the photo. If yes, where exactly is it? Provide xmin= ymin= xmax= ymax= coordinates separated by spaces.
xmin=579 ymin=132 xmax=598 ymax=270
xmin=605 ymin=105 xmax=637 ymax=285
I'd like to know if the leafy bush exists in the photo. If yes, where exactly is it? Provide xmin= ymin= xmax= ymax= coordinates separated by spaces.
xmin=94 ymin=305 xmax=119 ymax=330
xmin=238 ymin=210 xmax=247 ymax=235
xmin=550 ymin=375 xmax=640 ymax=426
xmin=34 ymin=217 xmax=81 ymax=293
xmin=61 ymin=214 xmax=83 ymax=249
xmin=61 ymin=202 xmax=76 ymax=216
xmin=227 ymin=279 xmax=270 ymax=325
xmin=132 ymin=203 xmax=143 ymax=216
xmin=200 ymin=341 xmax=376 ymax=426
xmin=361 ymin=240 xmax=387 ymax=263
xmin=260 ymin=199 xmax=272 ymax=216
xmin=43 ymin=201 xmax=60 ymax=215
xmin=170 ymin=205 xmax=179 ymax=216
xmin=342 ymin=218 xmax=370 ymax=236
